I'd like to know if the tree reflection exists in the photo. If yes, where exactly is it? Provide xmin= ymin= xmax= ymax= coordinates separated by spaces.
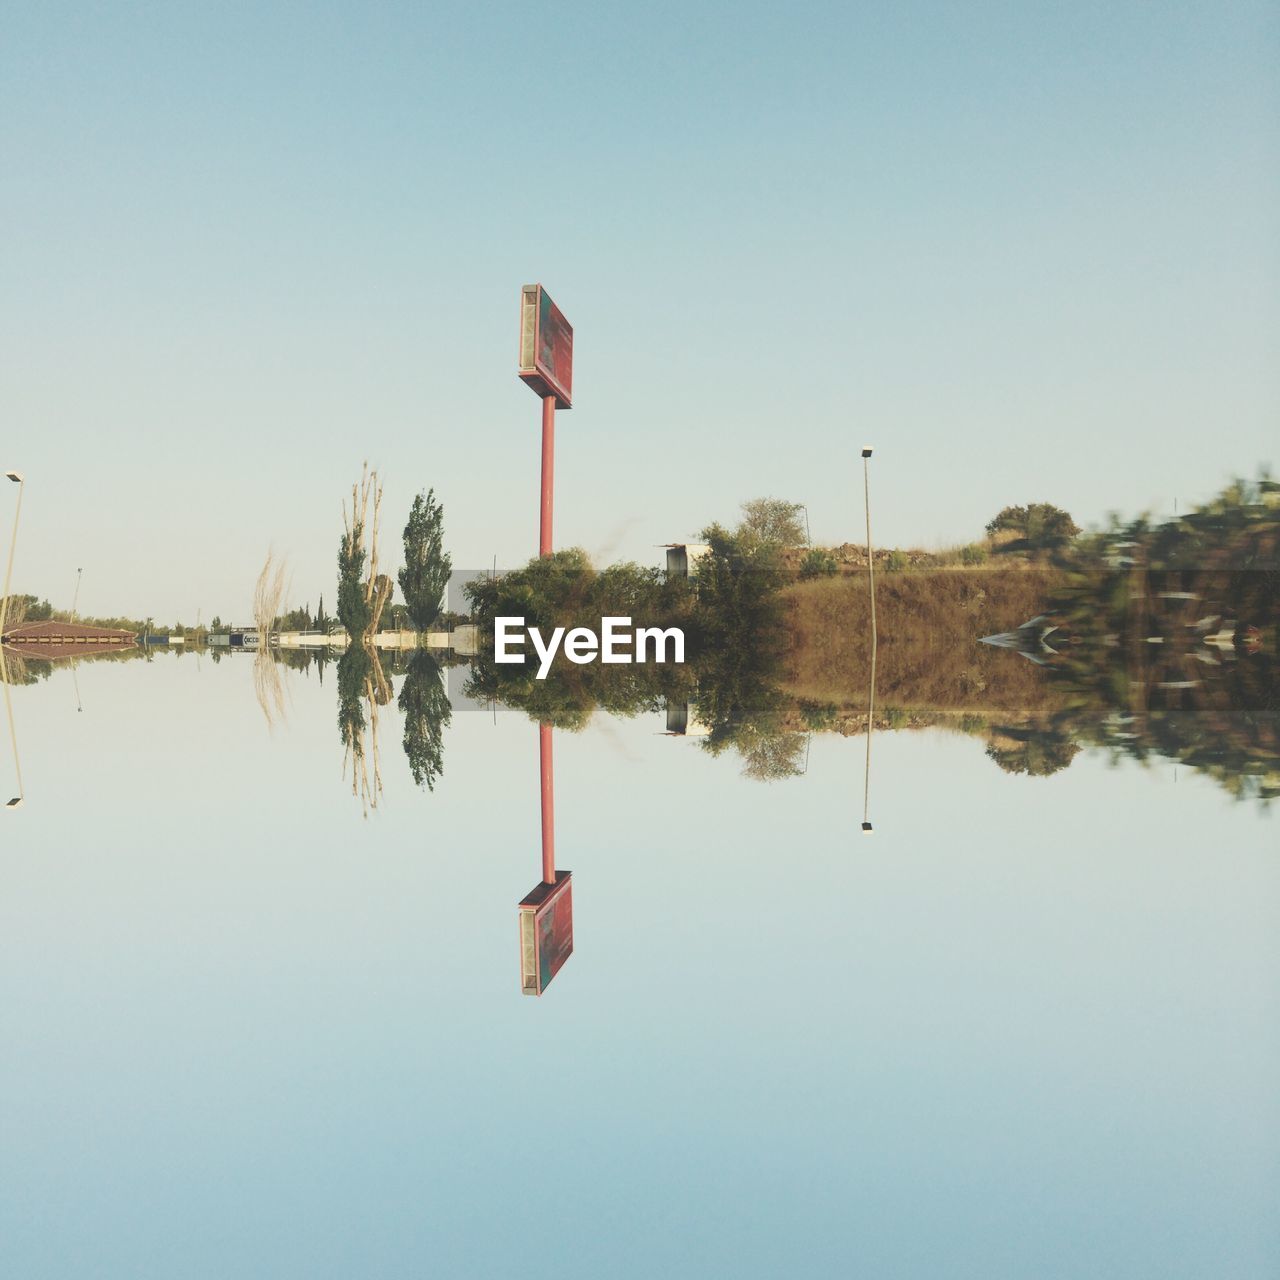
xmin=337 ymin=645 xmax=388 ymax=817
xmin=398 ymin=651 xmax=450 ymax=791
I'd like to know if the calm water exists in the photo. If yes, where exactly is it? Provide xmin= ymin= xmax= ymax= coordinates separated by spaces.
xmin=2 ymin=651 xmax=1276 ymax=1279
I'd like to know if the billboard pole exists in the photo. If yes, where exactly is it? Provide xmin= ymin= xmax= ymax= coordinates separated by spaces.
xmin=540 ymin=720 xmax=555 ymax=883
xmin=539 ymin=394 xmax=555 ymax=557
xmin=518 ymin=285 xmax=574 ymax=902
xmin=539 ymin=390 xmax=554 ymax=881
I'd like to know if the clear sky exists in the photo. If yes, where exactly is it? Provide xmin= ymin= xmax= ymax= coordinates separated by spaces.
xmin=4 ymin=658 xmax=1278 ymax=1276
xmin=2 ymin=1 xmax=1276 ymax=621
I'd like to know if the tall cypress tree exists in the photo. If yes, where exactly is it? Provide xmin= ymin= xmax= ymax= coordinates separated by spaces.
xmin=399 ymin=490 xmax=451 ymax=631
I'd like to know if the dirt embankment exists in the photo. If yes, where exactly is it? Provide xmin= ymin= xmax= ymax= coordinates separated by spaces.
xmin=780 ymin=568 xmax=1069 ymax=721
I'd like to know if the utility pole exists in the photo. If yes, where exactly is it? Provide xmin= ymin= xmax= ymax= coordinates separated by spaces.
xmin=1 ymin=471 xmax=25 ymax=640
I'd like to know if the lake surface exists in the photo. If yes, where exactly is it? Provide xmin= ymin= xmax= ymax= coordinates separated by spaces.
xmin=2 ymin=650 xmax=1276 ymax=1278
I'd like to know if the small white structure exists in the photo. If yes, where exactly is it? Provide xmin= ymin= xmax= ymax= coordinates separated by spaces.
xmin=276 ymin=631 xmax=349 ymax=649
xmin=663 ymin=543 xmax=712 ymax=578
xmin=664 ymin=701 xmax=711 ymax=737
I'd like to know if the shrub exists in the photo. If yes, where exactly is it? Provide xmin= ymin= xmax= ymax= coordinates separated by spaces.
xmin=798 ymin=548 xmax=838 ymax=580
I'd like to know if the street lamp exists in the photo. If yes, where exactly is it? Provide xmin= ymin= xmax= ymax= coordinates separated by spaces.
xmin=860 ymin=447 xmax=875 ymax=650
xmin=1 ymin=470 xmax=25 ymax=640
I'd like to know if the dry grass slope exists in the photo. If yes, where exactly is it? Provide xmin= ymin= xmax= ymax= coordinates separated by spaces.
xmin=781 ymin=568 xmax=1069 ymax=720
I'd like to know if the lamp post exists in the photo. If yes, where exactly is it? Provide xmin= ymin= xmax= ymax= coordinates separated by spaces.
xmin=1 ymin=470 xmax=24 ymax=641
xmin=861 ymin=448 xmax=875 ymax=835
xmin=861 ymin=448 xmax=876 ymax=658
xmin=71 ymin=567 xmax=83 ymax=624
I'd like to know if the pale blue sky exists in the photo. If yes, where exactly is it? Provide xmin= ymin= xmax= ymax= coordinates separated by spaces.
xmin=3 ymin=658 xmax=1277 ymax=1276
xmin=2 ymin=1 xmax=1277 ymax=620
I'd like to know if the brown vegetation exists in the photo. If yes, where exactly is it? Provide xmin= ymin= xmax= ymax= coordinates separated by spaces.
xmin=780 ymin=568 xmax=1069 ymax=720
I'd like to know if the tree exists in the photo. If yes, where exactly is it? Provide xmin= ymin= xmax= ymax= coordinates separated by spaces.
xmin=736 ymin=497 xmax=806 ymax=549
xmin=985 ymin=503 xmax=1080 ymax=550
xmin=337 ymin=522 xmax=371 ymax=639
xmin=399 ymin=489 xmax=451 ymax=632
xmin=399 ymin=651 xmax=451 ymax=790
xmin=338 ymin=465 xmax=393 ymax=643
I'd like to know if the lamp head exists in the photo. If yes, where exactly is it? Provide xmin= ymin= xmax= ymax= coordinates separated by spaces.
xmin=4 ymin=471 xmax=23 ymax=484
xmin=860 ymin=447 xmax=873 ymax=459
xmin=860 ymin=821 xmax=874 ymax=834
xmin=5 ymin=798 xmax=22 ymax=809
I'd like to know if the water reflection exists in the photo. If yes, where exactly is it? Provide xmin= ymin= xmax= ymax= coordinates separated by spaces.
xmin=2 ymin=630 xmax=143 ymax=809
xmin=519 ymin=723 xmax=573 ymax=996
xmin=398 ymin=651 xmax=450 ymax=792
xmin=337 ymin=646 xmax=390 ymax=817
xmin=1 ymin=647 xmax=23 ymax=808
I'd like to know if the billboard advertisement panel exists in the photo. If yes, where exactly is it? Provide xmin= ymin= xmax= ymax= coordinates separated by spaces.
xmin=518 ymin=284 xmax=573 ymax=409
xmin=518 ymin=870 xmax=574 ymax=995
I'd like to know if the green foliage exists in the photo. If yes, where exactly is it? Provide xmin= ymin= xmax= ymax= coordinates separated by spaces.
xmin=399 ymin=489 xmax=451 ymax=632
xmin=336 ymin=645 xmax=371 ymax=750
xmin=798 ymin=548 xmax=838 ymax=579
xmin=337 ymin=526 xmax=371 ymax=639
xmin=462 ymin=549 xmax=696 ymax=728
xmin=399 ymin=651 xmax=451 ymax=790
xmin=462 ymin=533 xmax=789 ymax=740
xmin=2 ymin=593 xmax=147 ymax=635
xmin=276 ymin=605 xmax=313 ymax=632
xmin=985 ymin=503 xmax=1080 ymax=550
xmin=885 ymin=550 xmax=908 ymax=572
xmin=735 ymin=497 xmax=806 ymax=550
xmin=799 ymin=700 xmax=838 ymax=730
xmin=466 ymin=549 xmax=690 ymax=643
xmin=985 ymin=732 xmax=1081 ymax=777
xmin=959 ymin=542 xmax=988 ymax=566
xmin=6 ymin=594 xmax=54 ymax=622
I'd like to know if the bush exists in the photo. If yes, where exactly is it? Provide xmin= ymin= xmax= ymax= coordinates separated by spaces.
xmin=799 ymin=699 xmax=838 ymax=730
xmin=960 ymin=543 xmax=988 ymax=566
xmin=798 ymin=548 xmax=838 ymax=580
xmin=885 ymin=550 xmax=908 ymax=572
xmin=985 ymin=503 xmax=1079 ymax=549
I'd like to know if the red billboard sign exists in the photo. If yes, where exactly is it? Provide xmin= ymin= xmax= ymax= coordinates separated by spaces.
xmin=518 ymin=284 xmax=573 ymax=409
xmin=518 ymin=870 xmax=574 ymax=995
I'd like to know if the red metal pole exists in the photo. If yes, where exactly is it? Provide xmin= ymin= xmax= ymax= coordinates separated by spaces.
xmin=537 ymin=393 xmax=556 ymax=880
xmin=539 ymin=394 xmax=555 ymax=558
xmin=539 ymin=720 xmax=555 ymax=884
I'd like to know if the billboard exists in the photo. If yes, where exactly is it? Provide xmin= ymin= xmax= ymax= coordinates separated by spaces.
xmin=518 ymin=870 xmax=574 ymax=995
xmin=518 ymin=284 xmax=573 ymax=409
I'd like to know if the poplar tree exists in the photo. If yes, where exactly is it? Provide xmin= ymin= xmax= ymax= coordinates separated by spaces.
xmin=399 ymin=489 xmax=451 ymax=632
